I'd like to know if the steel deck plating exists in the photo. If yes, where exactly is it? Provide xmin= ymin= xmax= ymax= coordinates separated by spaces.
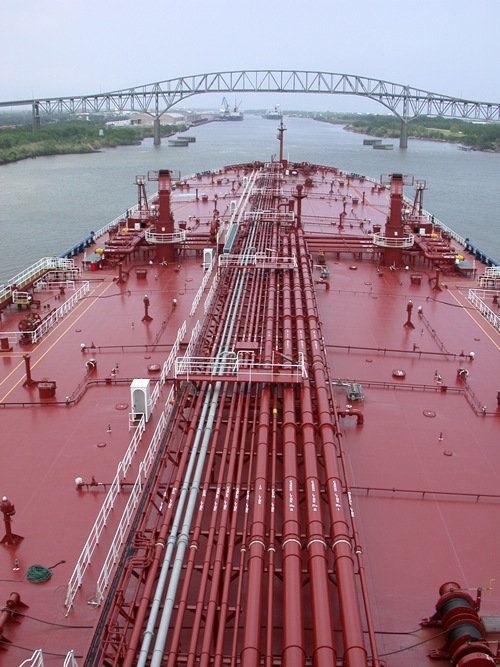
xmin=0 ymin=134 xmax=499 ymax=666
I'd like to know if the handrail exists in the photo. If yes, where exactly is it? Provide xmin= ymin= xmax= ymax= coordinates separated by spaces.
xmin=218 ymin=252 xmax=297 ymax=269
xmin=204 ymin=273 xmax=219 ymax=315
xmin=44 ymin=168 xmax=272 ymax=644
xmin=34 ymin=279 xmax=76 ymax=292
xmin=244 ymin=209 xmax=295 ymax=224
xmin=251 ymin=186 xmax=284 ymax=196
xmin=31 ymin=282 xmax=90 ymax=343
xmin=19 ymin=650 xmax=44 ymax=667
xmin=65 ymin=314 xmax=189 ymax=612
xmin=350 ymin=484 xmax=500 ymax=503
xmin=428 ymin=216 xmax=466 ymax=245
xmin=0 ymin=257 xmax=76 ymax=299
xmin=185 ymin=320 xmax=201 ymax=358
xmin=63 ymin=650 xmax=79 ymax=666
xmin=372 ymin=232 xmax=415 ymax=248
xmin=174 ymin=350 xmax=307 ymax=381
xmin=145 ymin=229 xmax=186 ymax=244
xmin=160 ymin=321 xmax=187 ymax=385
xmin=1 ymin=282 xmax=90 ymax=346
xmin=92 ymin=213 xmax=124 ymax=241
xmin=64 ymin=413 xmax=147 ymax=611
xmin=334 ymin=376 xmax=493 ymax=415
xmin=189 ymin=259 xmax=215 ymax=317
xmin=91 ymin=193 xmax=157 ymax=242
xmin=95 ymin=397 xmax=175 ymax=601
xmin=468 ymin=289 xmax=500 ymax=332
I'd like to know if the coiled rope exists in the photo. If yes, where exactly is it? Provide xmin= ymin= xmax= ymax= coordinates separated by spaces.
xmin=26 ymin=560 xmax=66 ymax=583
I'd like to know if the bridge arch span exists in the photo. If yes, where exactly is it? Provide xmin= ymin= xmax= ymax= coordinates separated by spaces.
xmin=3 ymin=70 xmax=499 ymax=148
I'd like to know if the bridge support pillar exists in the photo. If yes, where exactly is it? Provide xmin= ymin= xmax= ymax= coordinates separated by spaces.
xmin=399 ymin=121 xmax=408 ymax=149
xmin=153 ymin=117 xmax=161 ymax=145
xmin=32 ymin=103 xmax=40 ymax=132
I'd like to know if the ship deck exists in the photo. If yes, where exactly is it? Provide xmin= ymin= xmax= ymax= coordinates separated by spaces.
xmin=0 ymin=158 xmax=499 ymax=666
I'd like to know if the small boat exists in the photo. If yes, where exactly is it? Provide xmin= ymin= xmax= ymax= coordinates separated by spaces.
xmin=263 ymin=104 xmax=283 ymax=120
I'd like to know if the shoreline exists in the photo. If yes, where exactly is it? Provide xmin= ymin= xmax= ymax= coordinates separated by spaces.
xmin=2 ymin=116 xmax=497 ymax=165
xmin=341 ymin=123 xmax=499 ymax=153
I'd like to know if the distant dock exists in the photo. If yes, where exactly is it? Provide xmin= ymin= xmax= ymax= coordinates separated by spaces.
xmin=363 ymin=138 xmax=394 ymax=150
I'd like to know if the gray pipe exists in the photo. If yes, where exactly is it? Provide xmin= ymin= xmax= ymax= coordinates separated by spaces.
xmin=139 ymin=178 xmax=262 ymax=665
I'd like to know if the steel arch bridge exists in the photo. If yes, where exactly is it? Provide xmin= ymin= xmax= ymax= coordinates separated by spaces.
xmin=3 ymin=70 xmax=500 ymax=147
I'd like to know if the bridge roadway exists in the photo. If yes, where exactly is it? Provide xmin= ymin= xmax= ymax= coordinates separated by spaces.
xmin=2 ymin=69 xmax=500 ymax=148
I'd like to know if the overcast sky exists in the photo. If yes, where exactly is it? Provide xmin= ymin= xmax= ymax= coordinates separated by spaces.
xmin=2 ymin=0 xmax=499 ymax=113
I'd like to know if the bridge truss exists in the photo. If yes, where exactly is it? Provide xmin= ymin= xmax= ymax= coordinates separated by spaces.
xmin=2 ymin=70 xmax=499 ymax=147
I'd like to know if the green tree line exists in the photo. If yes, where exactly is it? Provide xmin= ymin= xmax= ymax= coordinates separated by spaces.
xmin=313 ymin=113 xmax=500 ymax=151
xmin=0 ymin=116 xmax=186 ymax=164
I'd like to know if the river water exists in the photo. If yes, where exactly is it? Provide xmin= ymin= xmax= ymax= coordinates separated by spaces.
xmin=1 ymin=115 xmax=498 ymax=284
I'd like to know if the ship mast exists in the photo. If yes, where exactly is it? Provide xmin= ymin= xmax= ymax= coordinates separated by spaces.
xmin=156 ymin=169 xmax=176 ymax=263
xmin=277 ymin=119 xmax=286 ymax=165
xmin=380 ymin=173 xmax=414 ymax=267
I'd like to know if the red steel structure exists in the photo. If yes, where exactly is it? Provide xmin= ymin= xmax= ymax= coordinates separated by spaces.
xmin=1 ymin=124 xmax=499 ymax=667
xmin=84 ymin=162 xmax=375 ymax=666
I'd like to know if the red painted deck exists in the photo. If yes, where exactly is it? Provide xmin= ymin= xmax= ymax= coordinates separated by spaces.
xmin=0 ymin=154 xmax=499 ymax=666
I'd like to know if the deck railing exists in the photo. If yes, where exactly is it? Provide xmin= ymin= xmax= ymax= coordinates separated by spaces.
xmin=204 ymin=273 xmax=219 ymax=315
xmin=1 ymin=281 xmax=90 ymax=347
xmin=399 ymin=194 xmax=467 ymax=248
xmin=335 ymin=376 xmax=492 ymax=416
xmin=145 ymin=228 xmax=186 ymax=244
xmin=62 ymin=184 xmax=241 ymax=618
xmin=69 ymin=271 xmax=211 ymax=606
xmin=63 ymin=651 xmax=79 ymax=667
xmin=218 ymin=252 xmax=297 ymax=269
xmin=64 ymin=399 xmax=160 ymax=612
xmin=95 ymin=390 xmax=177 ymax=602
xmin=184 ymin=320 xmax=202 ymax=359
xmin=160 ymin=320 xmax=187 ymax=385
xmin=30 ymin=282 xmax=90 ymax=343
xmin=372 ymin=232 xmax=415 ymax=248
xmin=175 ymin=350 xmax=307 ymax=382
xmin=16 ymin=648 xmax=80 ymax=667
xmin=468 ymin=289 xmax=500 ymax=332
xmin=63 ymin=423 xmax=142 ymax=614
xmin=251 ymin=186 xmax=284 ymax=196
xmin=33 ymin=279 xmax=76 ymax=292
xmin=19 ymin=650 xmax=44 ymax=667
xmin=244 ymin=210 xmax=295 ymax=224
xmin=64 ymin=312 xmax=189 ymax=613
xmin=479 ymin=267 xmax=500 ymax=288
xmin=0 ymin=257 xmax=76 ymax=301
xmin=189 ymin=259 xmax=215 ymax=317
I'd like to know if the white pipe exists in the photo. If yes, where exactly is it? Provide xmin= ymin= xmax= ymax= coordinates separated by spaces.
xmin=136 ymin=385 xmax=213 ymax=667
xmin=138 ymin=169 xmax=263 ymax=666
xmin=150 ymin=383 xmax=222 ymax=666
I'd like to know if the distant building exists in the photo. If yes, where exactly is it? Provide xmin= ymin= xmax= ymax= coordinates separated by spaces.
xmin=130 ymin=112 xmax=186 ymax=126
xmin=106 ymin=112 xmax=187 ymax=127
